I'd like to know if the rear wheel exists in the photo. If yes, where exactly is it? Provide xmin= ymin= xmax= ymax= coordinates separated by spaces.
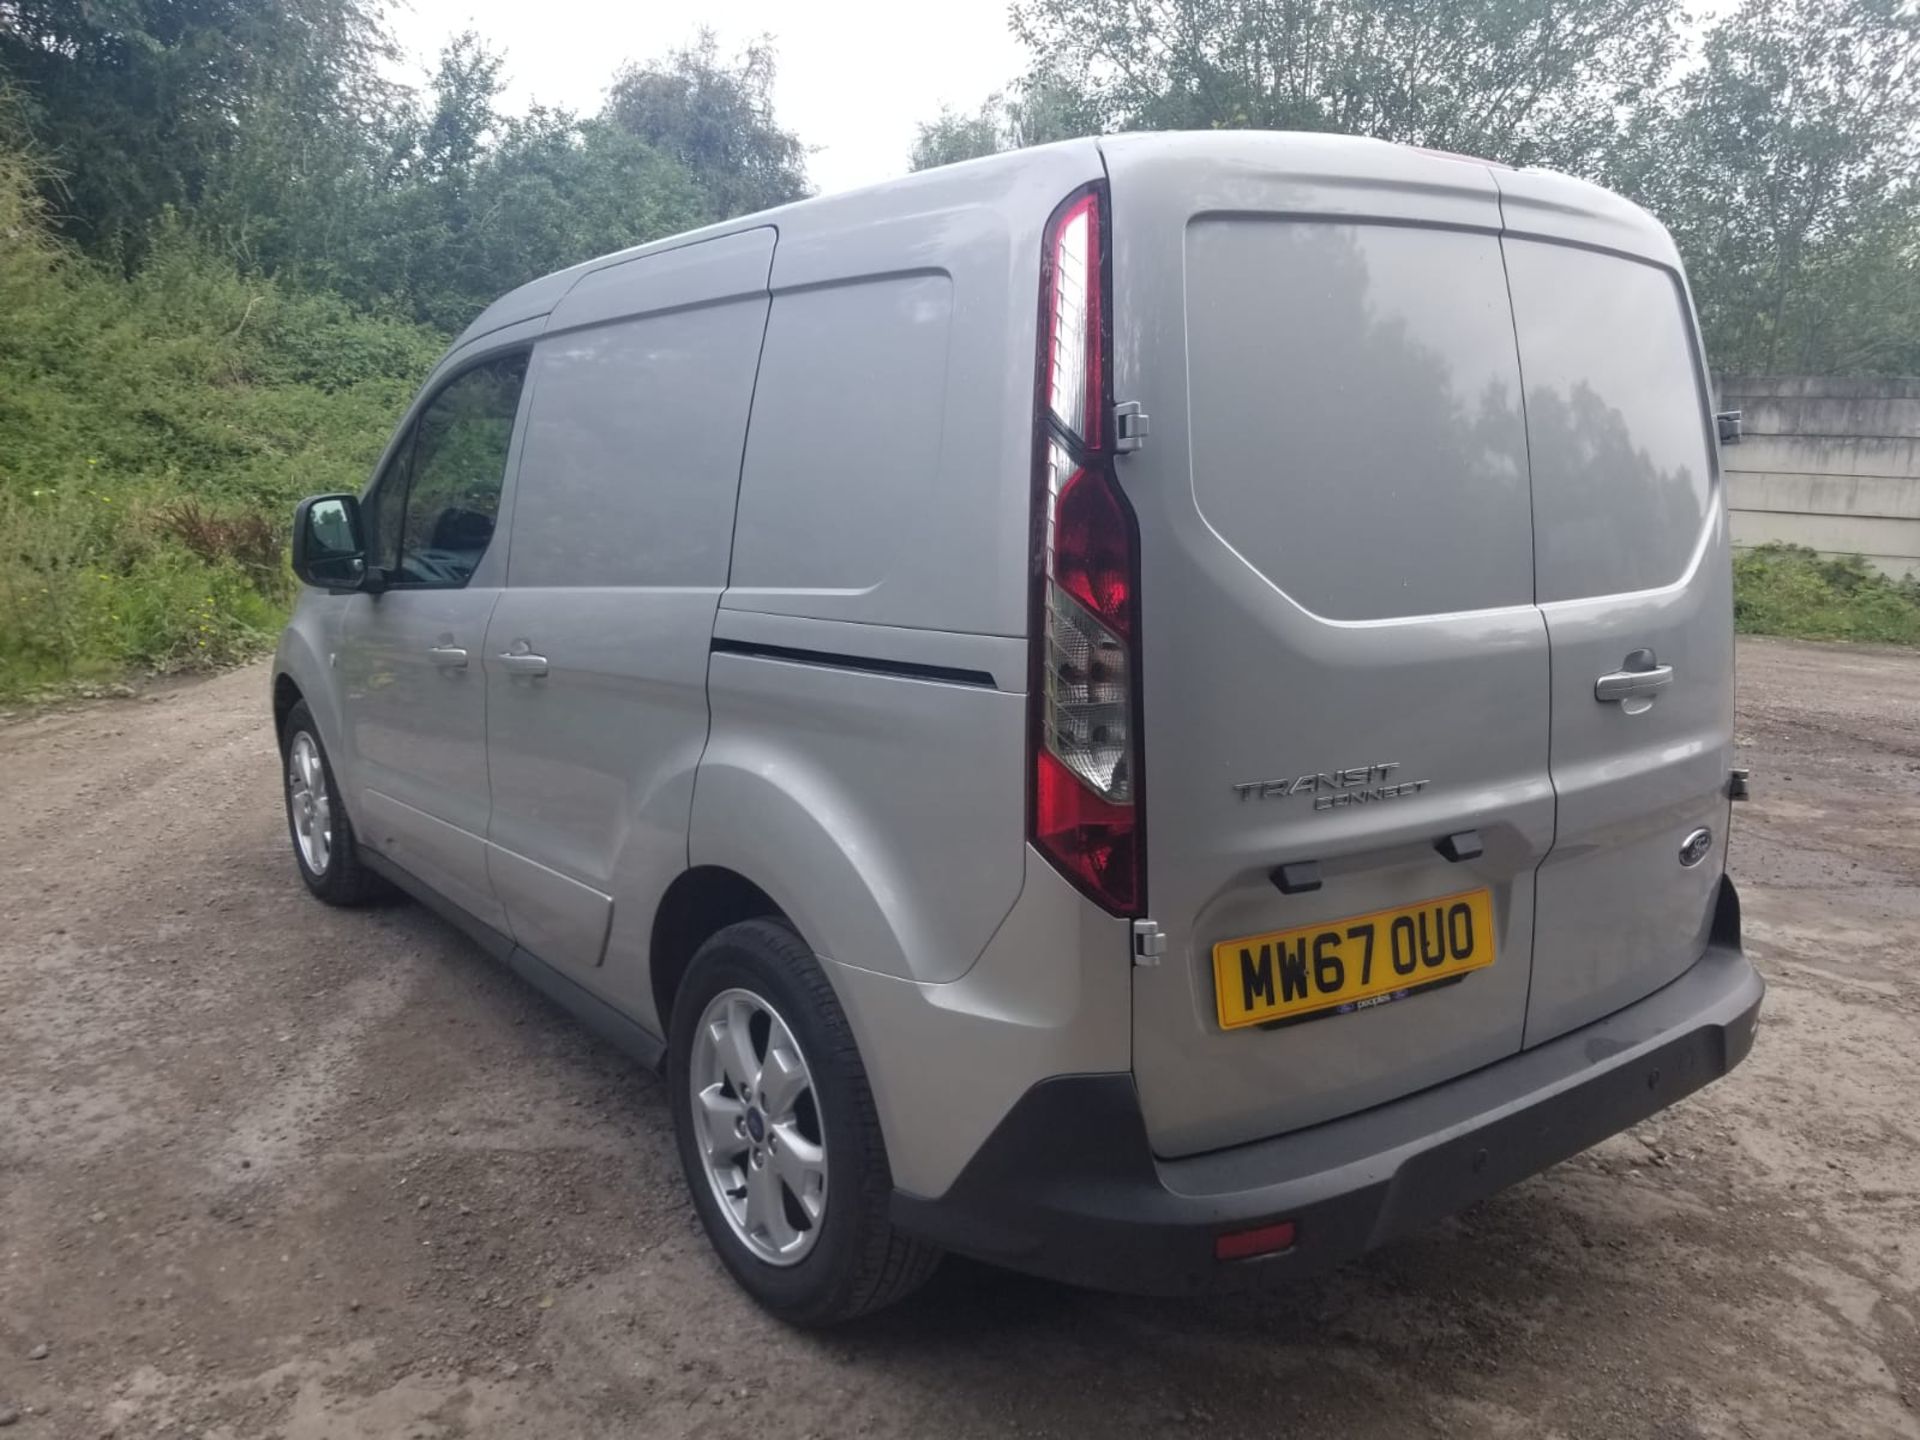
xmin=280 ymin=700 xmax=385 ymax=907
xmin=669 ymin=919 xmax=939 ymax=1324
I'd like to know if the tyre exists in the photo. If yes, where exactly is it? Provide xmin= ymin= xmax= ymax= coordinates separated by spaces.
xmin=669 ymin=918 xmax=940 ymax=1324
xmin=280 ymin=699 xmax=386 ymax=906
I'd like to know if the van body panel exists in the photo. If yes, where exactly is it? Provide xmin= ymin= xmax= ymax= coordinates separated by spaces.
xmin=709 ymin=608 xmax=1028 ymax=693
xmin=721 ymin=141 xmax=1105 ymax=639
xmin=482 ymin=236 xmax=771 ymax=1004
xmin=1487 ymin=164 xmax=1684 ymax=270
xmin=543 ymin=225 xmax=774 ymax=334
xmin=483 ymin=841 xmax=614 ymax=969
xmin=357 ymin=785 xmax=510 ymax=935
xmin=693 ymin=652 xmax=1028 ymax=985
xmin=1496 ymin=225 xmax=1735 ymax=1047
xmin=824 ymin=853 xmax=1132 ymax=1198
xmin=727 ymin=273 xmax=955 ymax=605
xmin=1099 ymin=133 xmax=1555 ymax=1157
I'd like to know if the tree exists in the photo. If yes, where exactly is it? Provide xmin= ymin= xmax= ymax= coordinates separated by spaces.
xmin=998 ymin=0 xmax=1686 ymax=168
xmin=296 ymin=36 xmax=710 ymax=329
xmin=0 ymin=0 xmax=394 ymax=260
xmin=604 ymin=30 xmax=809 ymax=219
xmin=1615 ymin=0 xmax=1920 ymax=373
xmin=909 ymin=72 xmax=1103 ymax=170
xmin=911 ymin=101 xmax=1005 ymax=172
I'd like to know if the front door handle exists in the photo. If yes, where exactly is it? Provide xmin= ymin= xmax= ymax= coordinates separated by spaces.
xmin=498 ymin=647 xmax=549 ymax=678
xmin=427 ymin=645 xmax=468 ymax=670
xmin=1595 ymin=649 xmax=1673 ymax=703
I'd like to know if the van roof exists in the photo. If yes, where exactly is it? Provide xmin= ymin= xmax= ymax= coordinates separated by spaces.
xmin=453 ymin=131 xmax=1676 ymax=350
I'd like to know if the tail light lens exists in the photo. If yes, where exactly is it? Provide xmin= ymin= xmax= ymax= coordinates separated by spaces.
xmin=1030 ymin=186 xmax=1143 ymax=916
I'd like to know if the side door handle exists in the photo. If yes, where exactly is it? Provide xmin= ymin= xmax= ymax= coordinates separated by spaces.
xmin=1595 ymin=649 xmax=1674 ymax=703
xmin=427 ymin=645 xmax=468 ymax=670
xmin=498 ymin=644 xmax=549 ymax=678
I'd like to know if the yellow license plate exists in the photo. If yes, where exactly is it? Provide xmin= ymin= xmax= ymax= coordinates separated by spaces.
xmin=1212 ymin=888 xmax=1496 ymax=1030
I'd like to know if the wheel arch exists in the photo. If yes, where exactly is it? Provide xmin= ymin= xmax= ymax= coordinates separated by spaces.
xmin=271 ymin=615 xmax=345 ymax=766
xmin=272 ymin=671 xmax=304 ymax=748
xmin=649 ymin=865 xmax=786 ymax=1036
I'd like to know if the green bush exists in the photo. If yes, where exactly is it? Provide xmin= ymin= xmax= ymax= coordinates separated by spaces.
xmin=0 ymin=140 xmax=444 ymax=699
xmin=1733 ymin=543 xmax=1920 ymax=645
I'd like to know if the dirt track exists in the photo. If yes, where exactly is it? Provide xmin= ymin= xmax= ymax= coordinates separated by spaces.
xmin=1 ymin=635 xmax=1917 ymax=1439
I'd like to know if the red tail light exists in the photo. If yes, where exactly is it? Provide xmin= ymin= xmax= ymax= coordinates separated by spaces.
xmin=1029 ymin=185 xmax=1143 ymax=916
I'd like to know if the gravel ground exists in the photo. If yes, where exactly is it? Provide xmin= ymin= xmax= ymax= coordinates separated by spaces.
xmin=0 ymin=635 xmax=1916 ymax=1439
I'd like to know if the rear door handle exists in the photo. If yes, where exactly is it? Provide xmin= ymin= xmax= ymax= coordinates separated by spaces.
xmin=498 ymin=649 xmax=549 ymax=678
xmin=1595 ymin=661 xmax=1673 ymax=702
xmin=427 ymin=645 xmax=468 ymax=670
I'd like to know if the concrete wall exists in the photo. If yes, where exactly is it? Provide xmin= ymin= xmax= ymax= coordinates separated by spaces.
xmin=1715 ymin=374 xmax=1920 ymax=580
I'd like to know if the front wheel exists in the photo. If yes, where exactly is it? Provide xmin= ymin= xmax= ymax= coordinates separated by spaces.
xmin=280 ymin=699 xmax=386 ymax=907
xmin=669 ymin=919 xmax=939 ymax=1324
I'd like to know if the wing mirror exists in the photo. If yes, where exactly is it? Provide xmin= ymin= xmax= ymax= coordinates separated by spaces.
xmin=1715 ymin=410 xmax=1743 ymax=446
xmin=291 ymin=494 xmax=378 ymax=592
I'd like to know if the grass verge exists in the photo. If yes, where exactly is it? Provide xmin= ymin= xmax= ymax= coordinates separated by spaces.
xmin=1733 ymin=544 xmax=1920 ymax=646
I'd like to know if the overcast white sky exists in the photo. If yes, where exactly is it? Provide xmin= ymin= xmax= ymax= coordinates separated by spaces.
xmin=386 ymin=0 xmax=1028 ymax=196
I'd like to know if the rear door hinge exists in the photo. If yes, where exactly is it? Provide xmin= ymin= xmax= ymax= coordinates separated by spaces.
xmin=1729 ymin=767 xmax=1751 ymax=801
xmin=1132 ymin=919 xmax=1166 ymax=967
xmin=1114 ymin=401 xmax=1150 ymax=453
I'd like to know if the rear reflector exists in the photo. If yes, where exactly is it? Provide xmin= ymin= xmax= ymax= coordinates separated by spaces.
xmin=1214 ymin=1221 xmax=1298 ymax=1262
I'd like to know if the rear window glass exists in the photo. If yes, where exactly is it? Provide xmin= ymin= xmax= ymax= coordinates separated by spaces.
xmin=1184 ymin=219 xmax=1533 ymax=621
xmin=1504 ymin=240 xmax=1712 ymax=603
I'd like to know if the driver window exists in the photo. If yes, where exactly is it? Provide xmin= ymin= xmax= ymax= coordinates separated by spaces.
xmin=365 ymin=430 xmax=412 ymax=577
xmin=394 ymin=352 xmax=529 ymax=587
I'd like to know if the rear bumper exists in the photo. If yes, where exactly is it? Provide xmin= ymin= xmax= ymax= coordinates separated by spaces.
xmin=890 ymin=882 xmax=1763 ymax=1296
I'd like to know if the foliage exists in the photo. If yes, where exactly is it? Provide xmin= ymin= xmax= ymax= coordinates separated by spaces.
xmin=1612 ymin=0 xmax=1920 ymax=375
xmin=0 ymin=0 xmax=396 ymax=263
xmin=0 ymin=134 xmax=443 ymax=696
xmin=1733 ymin=544 xmax=1920 ymax=645
xmin=0 ymin=5 xmax=824 ymax=697
xmin=605 ymin=30 xmax=810 ymax=220
xmin=187 ymin=32 xmax=714 ymax=330
xmin=928 ymin=0 xmax=1687 ymax=167
xmin=263 ymin=33 xmax=713 ymax=330
xmin=910 ymin=73 xmax=1101 ymax=170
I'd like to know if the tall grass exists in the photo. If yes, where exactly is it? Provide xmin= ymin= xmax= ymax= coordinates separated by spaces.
xmin=0 ymin=132 xmax=444 ymax=699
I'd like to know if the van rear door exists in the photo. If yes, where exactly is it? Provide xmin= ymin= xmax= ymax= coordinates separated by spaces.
xmin=1495 ymin=173 xmax=1736 ymax=1046
xmin=1103 ymin=137 xmax=1555 ymax=1158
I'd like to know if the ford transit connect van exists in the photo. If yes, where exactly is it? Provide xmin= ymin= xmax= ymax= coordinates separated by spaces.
xmin=274 ymin=132 xmax=1763 ymax=1324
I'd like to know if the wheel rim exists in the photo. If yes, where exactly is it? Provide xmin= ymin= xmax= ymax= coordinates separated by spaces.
xmin=689 ymin=987 xmax=828 ymax=1267
xmin=287 ymin=731 xmax=332 ymax=876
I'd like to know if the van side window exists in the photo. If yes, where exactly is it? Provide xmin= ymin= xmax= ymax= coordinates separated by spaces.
xmin=1503 ymin=241 xmax=1712 ymax=603
xmin=393 ymin=352 xmax=529 ymax=588
xmin=364 ymin=432 xmax=413 ymax=577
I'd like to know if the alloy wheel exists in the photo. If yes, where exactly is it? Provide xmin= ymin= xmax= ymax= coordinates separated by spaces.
xmin=688 ymin=987 xmax=828 ymax=1266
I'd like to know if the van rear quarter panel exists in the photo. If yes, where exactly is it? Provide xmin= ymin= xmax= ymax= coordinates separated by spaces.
xmin=699 ymin=143 xmax=1106 ymax=987
xmin=720 ymin=143 xmax=1105 ymax=640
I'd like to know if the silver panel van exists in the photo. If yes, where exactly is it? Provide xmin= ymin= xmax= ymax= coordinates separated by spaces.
xmin=274 ymin=131 xmax=1763 ymax=1323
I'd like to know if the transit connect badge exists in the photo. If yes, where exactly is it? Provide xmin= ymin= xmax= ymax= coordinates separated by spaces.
xmin=1231 ymin=762 xmax=1431 ymax=812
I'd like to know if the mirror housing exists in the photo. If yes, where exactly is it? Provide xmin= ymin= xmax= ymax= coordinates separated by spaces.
xmin=1715 ymin=410 xmax=1743 ymax=446
xmin=291 ymin=494 xmax=373 ymax=592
